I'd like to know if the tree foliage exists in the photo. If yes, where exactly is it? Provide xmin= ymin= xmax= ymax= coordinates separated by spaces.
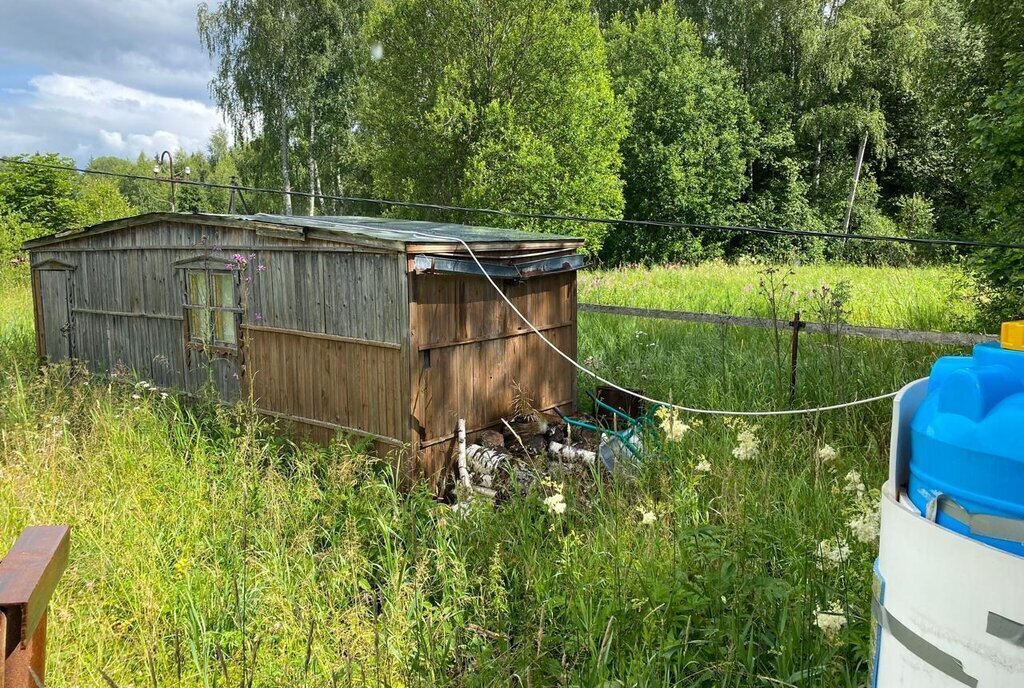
xmin=604 ymin=3 xmax=754 ymax=263
xmin=0 ymin=154 xmax=136 ymax=259
xmin=970 ymin=52 xmax=1024 ymax=325
xmin=7 ymin=0 xmax=1024 ymax=322
xmin=359 ymin=0 xmax=627 ymax=254
xmin=0 ymin=154 xmax=83 ymax=233
xmin=198 ymin=0 xmax=369 ymax=216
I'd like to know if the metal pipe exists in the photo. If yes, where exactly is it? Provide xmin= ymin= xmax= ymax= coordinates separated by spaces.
xmin=155 ymin=150 xmax=176 ymax=212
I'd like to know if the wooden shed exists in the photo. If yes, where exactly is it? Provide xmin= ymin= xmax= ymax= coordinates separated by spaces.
xmin=23 ymin=212 xmax=584 ymax=484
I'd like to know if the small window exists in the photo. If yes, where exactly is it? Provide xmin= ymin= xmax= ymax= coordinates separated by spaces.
xmin=184 ymin=268 xmax=239 ymax=349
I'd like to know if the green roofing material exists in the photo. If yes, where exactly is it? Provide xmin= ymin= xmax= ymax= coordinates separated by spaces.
xmin=250 ymin=214 xmax=582 ymax=245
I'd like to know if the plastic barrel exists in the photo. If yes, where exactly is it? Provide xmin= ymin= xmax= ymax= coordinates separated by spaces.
xmin=909 ymin=342 xmax=1024 ymax=556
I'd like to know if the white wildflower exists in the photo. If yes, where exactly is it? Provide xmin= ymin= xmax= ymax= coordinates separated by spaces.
xmin=848 ymin=507 xmax=880 ymax=544
xmin=843 ymin=470 xmax=865 ymax=497
xmin=846 ymin=491 xmax=880 ymax=544
xmin=695 ymin=456 xmax=712 ymax=473
xmin=640 ymin=510 xmax=657 ymax=525
xmin=665 ymin=422 xmax=690 ymax=441
xmin=818 ymin=537 xmax=851 ymax=570
xmin=815 ymin=444 xmax=837 ymax=463
xmin=655 ymin=407 xmax=690 ymax=442
xmin=814 ymin=601 xmax=847 ymax=638
xmin=543 ymin=493 xmax=566 ymax=515
xmin=131 ymin=393 xmax=142 ymax=400
xmin=732 ymin=424 xmax=760 ymax=461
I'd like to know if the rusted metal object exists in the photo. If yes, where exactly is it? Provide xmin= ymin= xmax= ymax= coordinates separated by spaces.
xmin=0 ymin=526 xmax=71 ymax=688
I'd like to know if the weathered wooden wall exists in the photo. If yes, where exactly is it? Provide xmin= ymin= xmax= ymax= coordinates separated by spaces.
xmin=410 ymin=270 xmax=578 ymax=484
xmin=29 ymin=216 xmax=583 ymax=487
xmin=245 ymin=249 xmax=410 ymax=447
xmin=29 ymin=220 xmax=411 ymax=449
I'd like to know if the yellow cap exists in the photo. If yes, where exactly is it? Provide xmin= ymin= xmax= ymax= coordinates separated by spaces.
xmin=1001 ymin=321 xmax=1024 ymax=351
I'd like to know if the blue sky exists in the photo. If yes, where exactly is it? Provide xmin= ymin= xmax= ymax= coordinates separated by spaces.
xmin=0 ymin=0 xmax=224 ymax=164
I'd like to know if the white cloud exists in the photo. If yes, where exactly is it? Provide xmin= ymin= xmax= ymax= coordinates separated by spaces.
xmin=0 ymin=0 xmax=215 ymax=102
xmin=0 ymin=74 xmax=223 ymax=161
xmin=0 ymin=1 xmax=225 ymax=160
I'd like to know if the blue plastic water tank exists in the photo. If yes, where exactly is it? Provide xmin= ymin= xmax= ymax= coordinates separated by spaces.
xmin=909 ymin=342 xmax=1024 ymax=556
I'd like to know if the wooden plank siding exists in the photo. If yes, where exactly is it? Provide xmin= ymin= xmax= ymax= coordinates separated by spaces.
xmin=411 ymin=270 xmax=576 ymax=349
xmin=28 ymin=214 xmax=582 ymax=489
xmin=246 ymin=328 xmax=407 ymax=444
xmin=29 ymin=220 xmax=413 ymax=449
xmin=409 ymin=270 xmax=578 ymax=484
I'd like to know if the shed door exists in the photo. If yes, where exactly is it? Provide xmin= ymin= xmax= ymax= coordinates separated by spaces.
xmin=37 ymin=269 xmax=74 ymax=363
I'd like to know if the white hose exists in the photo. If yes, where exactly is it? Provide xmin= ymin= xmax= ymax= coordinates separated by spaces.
xmin=404 ymin=228 xmax=901 ymax=417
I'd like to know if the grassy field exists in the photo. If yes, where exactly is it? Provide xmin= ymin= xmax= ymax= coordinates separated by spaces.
xmin=0 ymin=264 xmax=967 ymax=686
xmin=580 ymin=261 xmax=979 ymax=332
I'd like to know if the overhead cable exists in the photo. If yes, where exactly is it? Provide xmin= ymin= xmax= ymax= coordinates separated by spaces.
xmin=2 ymin=155 xmax=1021 ymax=250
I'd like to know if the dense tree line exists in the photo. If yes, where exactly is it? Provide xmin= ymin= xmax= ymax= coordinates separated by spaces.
xmin=194 ymin=1 xmax=1019 ymax=254
xmin=2 ymin=0 xmax=1021 ymax=323
xmin=0 ymin=154 xmax=134 ymax=259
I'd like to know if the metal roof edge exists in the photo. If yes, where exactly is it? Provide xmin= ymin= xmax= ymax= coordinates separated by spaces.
xmin=21 ymin=211 xmax=586 ymax=251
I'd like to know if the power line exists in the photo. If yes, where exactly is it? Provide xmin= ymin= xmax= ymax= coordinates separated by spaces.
xmin=2 ymin=155 xmax=1021 ymax=250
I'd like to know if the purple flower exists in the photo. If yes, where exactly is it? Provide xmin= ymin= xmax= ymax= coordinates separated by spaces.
xmin=255 ymin=312 xmax=264 ymax=322
xmin=257 ymin=264 xmax=266 ymax=272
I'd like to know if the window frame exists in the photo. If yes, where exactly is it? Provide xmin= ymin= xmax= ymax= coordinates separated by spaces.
xmin=182 ymin=266 xmax=243 ymax=354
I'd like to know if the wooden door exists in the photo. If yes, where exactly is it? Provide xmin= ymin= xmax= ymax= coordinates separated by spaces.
xmin=36 ymin=269 xmax=74 ymax=363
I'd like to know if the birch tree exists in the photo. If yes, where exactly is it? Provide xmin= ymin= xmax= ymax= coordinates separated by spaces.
xmin=199 ymin=0 xmax=368 ymax=216
xmin=199 ymin=0 xmax=297 ymax=213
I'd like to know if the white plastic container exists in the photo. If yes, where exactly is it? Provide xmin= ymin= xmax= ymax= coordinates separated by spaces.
xmin=872 ymin=379 xmax=1024 ymax=687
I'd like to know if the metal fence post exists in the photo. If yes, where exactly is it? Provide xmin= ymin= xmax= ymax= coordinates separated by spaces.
xmin=789 ymin=311 xmax=805 ymax=403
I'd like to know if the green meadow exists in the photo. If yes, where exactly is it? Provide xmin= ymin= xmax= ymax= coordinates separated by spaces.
xmin=580 ymin=261 xmax=979 ymax=332
xmin=0 ymin=264 xmax=965 ymax=686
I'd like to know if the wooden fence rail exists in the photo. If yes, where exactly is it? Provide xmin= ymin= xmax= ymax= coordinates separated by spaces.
xmin=578 ymin=303 xmax=998 ymax=347
xmin=0 ymin=526 xmax=70 ymax=688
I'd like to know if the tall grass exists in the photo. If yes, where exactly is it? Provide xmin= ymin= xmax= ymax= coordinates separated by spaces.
xmin=0 ymin=265 xmax=964 ymax=686
xmin=580 ymin=261 xmax=978 ymax=331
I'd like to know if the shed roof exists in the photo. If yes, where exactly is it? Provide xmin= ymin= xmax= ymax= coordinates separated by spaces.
xmin=22 ymin=211 xmax=585 ymax=251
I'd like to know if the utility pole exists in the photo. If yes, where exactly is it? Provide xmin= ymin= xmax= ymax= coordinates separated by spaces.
xmin=842 ymin=131 xmax=869 ymax=234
